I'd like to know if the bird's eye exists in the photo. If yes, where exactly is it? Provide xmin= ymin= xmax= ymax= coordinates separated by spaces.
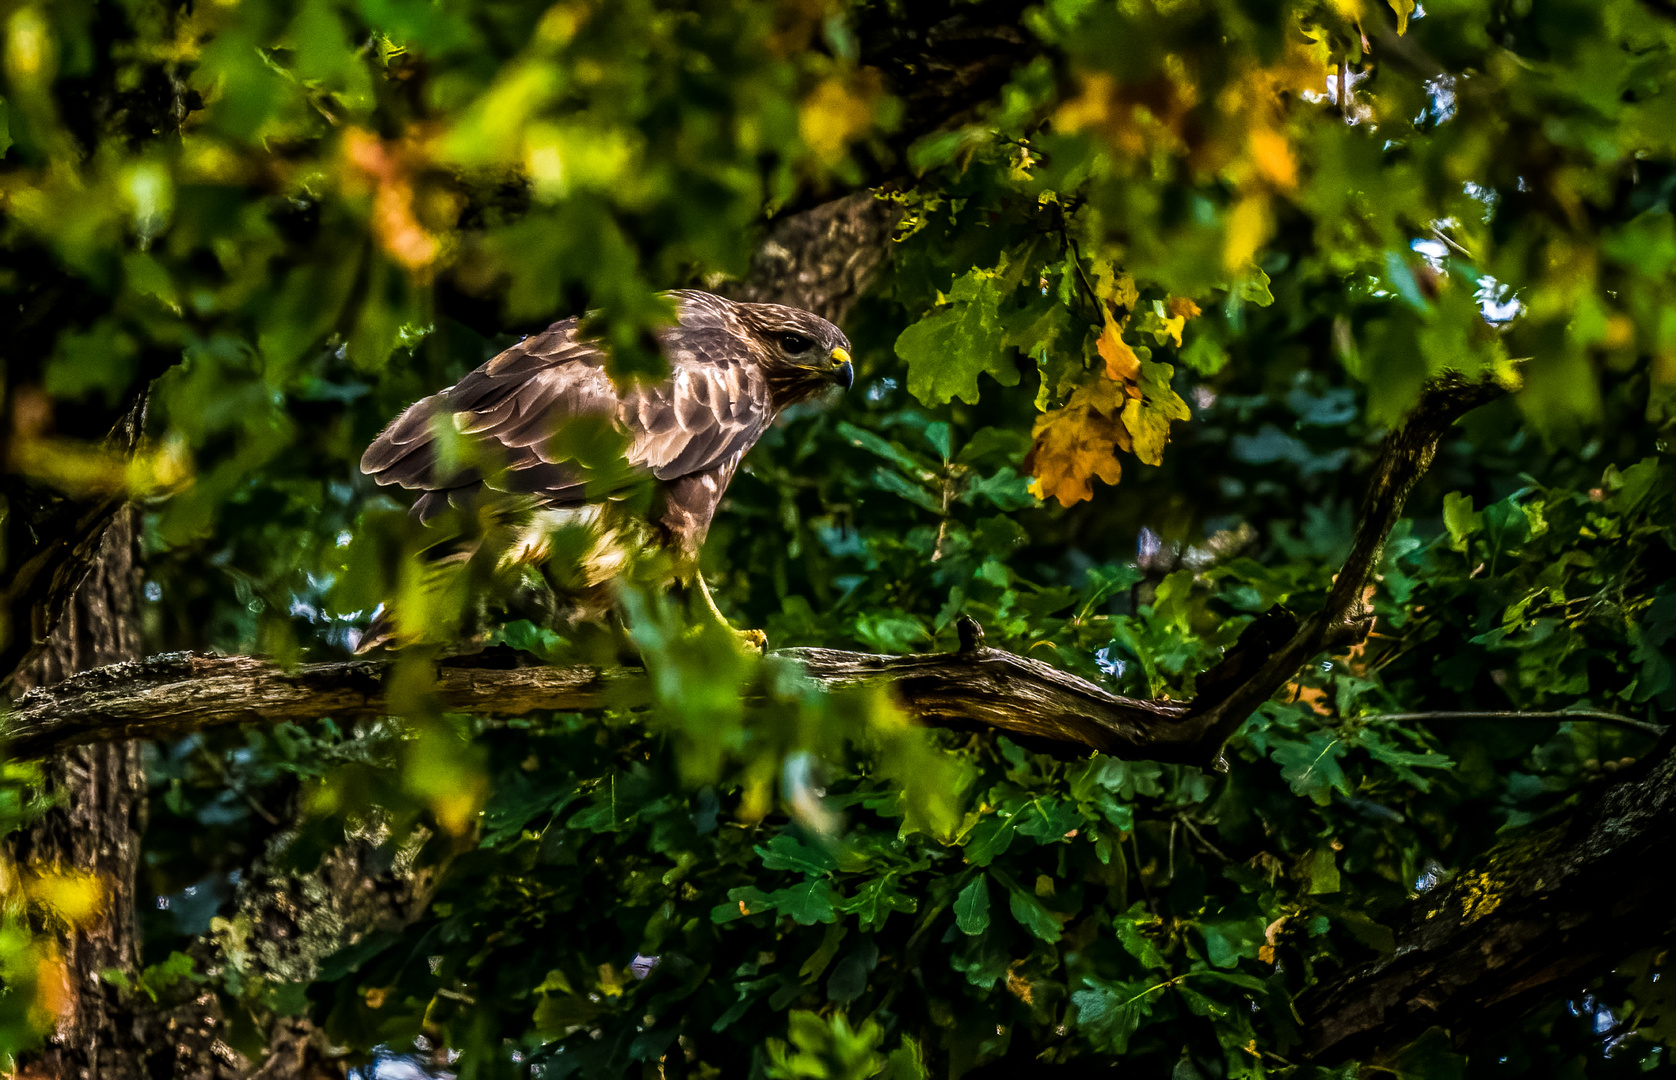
xmin=778 ymin=333 xmax=814 ymax=355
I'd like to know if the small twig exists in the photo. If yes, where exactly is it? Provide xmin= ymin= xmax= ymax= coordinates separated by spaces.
xmin=1177 ymin=816 xmax=1231 ymax=862
xmin=1428 ymin=225 xmax=1475 ymax=261
xmin=1365 ymin=710 xmax=1666 ymax=738
xmin=193 ymin=736 xmax=282 ymax=825
xmin=1064 ymin=235 xmax=1107 ymax=318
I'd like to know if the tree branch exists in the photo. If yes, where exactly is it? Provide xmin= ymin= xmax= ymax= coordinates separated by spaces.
xmin=1180 ymin=374 xmax=1509 ymax=757
xmin=1 ymin=376 xmax=1509 ymax=767
xmin=1300 ymin=737 xmax=1676 ymax=1061
xmin=0 ymin=646 xmax=1191 ymax=763
xmin=1369 ymin=710 xmax=1667 ymax=738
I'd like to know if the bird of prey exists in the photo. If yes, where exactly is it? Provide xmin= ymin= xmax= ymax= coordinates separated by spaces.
xmin=357 ymin=290 xmax=853 ymax=650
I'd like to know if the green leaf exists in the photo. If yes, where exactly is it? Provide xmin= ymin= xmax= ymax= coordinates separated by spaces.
xmin=1605 ymin=459 xmax=1662 ymax=514
xmin=757 ymin=832 xmax=838 ymax=876
xmin=1442 ymin=492 xmax=1481 ymax=551
xmin=1382 ymin=1029 xmax=1467 ymax=1080
xmin=1001 ymin=875 xmax=1062 ymax=943
xmin=1012 ymin=796 xmax=1082 ymax=843
xmin=881 ymin=1036 xmax=929 ymax=1080
xmin=895 ymin=269 xmax=1019 ymax=406
xmin=950 ymin=926 xmax=1011 ymax=989
xmin=836 ymin=422 xmax=939 ymax=481
xmin=961 ymin=467 xmax=1039 ymax=510
xmin=839 ymin=874 xmax=917 ymax=930
xmin=961 ymin=815 xmax=1017 ymax=867
xmin=1114 ymin=906 xmax=1168 ymax=971
xmin=770 ymin=879 xmax=841 ymax=925
xmin=1271 ymin=731 xmax=1351 ymax=806
xmin=1308 ymin=846 xmax=1341 ymax=895
xmin=871 ymin=467 xmax=945 ymax=515
xmin=1198 ymin=912 xmax=1266 ymax=968
xmin=1359 ymin=729 xmax=1453 ymax=792
xmin=953 ymin=875 xmax=991 ymax=936
xmin=713 ymin=886 xmax=773 ymax=924
xmin=765 ymin=1010 xmax=885 ymax=1080
xmin=1073 ymin=976 xmax=1168 ymax=1054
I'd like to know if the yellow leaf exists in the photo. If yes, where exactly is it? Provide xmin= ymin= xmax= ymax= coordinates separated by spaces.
xmin=1090 ymin=260 xmax=1139 ymax=310
xmin=1097 ymin=317 xmax=1141 ymax=382
xmin=1055 ymin=72 xmax=1115 ymax=133
xmin=1024 ymin=378 xmax=1132 ymax=507
xmin=1155 ymin=296 xmax=1202 ymax=349
xmin=1224 ymin=194 xmax=1270 ymax=272
xmin=1122 ymin=359 xmax=1193 ymax=466
xmin=1388 ymin=0 xmax=1415 ymax=34
xmin=800 ymin=71 xmax=882 ymax=165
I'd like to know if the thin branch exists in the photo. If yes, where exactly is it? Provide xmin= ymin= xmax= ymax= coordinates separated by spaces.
xmin=1181 ymin=373 xmax=1508 ymax=760
xmin=1367 ymin=709 xmax=1667 ymax=737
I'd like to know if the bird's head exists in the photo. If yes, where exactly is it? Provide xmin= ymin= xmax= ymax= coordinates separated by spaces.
xmin=731 ymin=300 xmax=854 ymax=402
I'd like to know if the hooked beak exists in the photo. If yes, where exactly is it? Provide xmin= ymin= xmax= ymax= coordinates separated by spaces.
xmin=831 ymin=347 xmax=854 ymax=391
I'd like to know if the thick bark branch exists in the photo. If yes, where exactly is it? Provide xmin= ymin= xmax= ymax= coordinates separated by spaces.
xmin=2 ymin=377 xmax=1508 ymax=768
xmin=1300 ymin=737 xmax=1676 ymax=1061
xmin=728 ymin=191 xmax=903 ymax=326
xmin=0 ymin=645 xmax=1190 ymax=762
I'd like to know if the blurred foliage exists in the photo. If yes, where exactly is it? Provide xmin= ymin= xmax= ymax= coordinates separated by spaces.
xmin=4 ymin=0 xmax=1676 ymax=1076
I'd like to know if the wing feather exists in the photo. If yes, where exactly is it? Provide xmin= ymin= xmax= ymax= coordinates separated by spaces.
xmin=360 ymin=317 xmax=773 ymax=518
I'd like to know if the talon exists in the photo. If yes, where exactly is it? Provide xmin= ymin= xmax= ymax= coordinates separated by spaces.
xmin=736 ymin=629 xmax=768 ymax=654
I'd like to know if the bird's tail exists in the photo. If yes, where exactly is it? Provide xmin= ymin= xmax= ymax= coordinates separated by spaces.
xmin=352 ymin=603 xmax=401 ymax=654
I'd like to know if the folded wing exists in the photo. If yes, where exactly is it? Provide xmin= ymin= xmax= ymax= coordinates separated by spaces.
xmin=361 ymin=319 xmax=773 ymax=521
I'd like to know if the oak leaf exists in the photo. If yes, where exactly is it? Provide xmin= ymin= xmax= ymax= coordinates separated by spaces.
xmin=1123 ymin=358 xmax=1192 ymax=465
xmin=1097 ymin=316 xmax=1142 ymax=382
xmin=895 ymin=269 xmax=1019 ymax=406
xmin=1024 ymin=378 xmax=1132 ymax=507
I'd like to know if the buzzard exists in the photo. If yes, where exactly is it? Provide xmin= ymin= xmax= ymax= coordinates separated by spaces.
xmin=357 ymin=290 xmax=853 ymax=649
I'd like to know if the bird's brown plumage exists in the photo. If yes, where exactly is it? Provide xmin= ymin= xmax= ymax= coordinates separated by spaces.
xmin=361 ymin=290 xmax=851 ymax=570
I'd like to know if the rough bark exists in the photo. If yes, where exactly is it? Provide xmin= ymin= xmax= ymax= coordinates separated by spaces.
xmin=8 ymin=508 xmax=153 ymax=1080
xmin=728 ymin=191 xmax=903 ymax=326
xmin=2 ymin=396 xmax=147 ymax=692
xmin=2 ymin=375 xmax=1508 ymax=773
xmin=1 ymin=643 xmax=1189 ymax=763
xmin=1300 ymin=736 xmax=1676 ymax=1062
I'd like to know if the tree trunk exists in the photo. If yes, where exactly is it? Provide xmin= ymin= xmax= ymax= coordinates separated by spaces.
xmin=9 ymin=508 xmax=150 ymax=1080
xmin=1298 ymin=735 xmax=1676 ymax=1062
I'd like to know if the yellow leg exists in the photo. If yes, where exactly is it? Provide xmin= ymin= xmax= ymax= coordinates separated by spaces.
xmin=693 ymin=572 xmax=767 ymax=653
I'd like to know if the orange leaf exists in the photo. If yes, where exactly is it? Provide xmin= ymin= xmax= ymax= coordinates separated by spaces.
xmin=1097 ymin=317 xmax=1141 ymax=383
xmin=1024 ymin=379 xmax=1131 ymax=507
xmin=1166 ymin=296 xmax=1202 ymax=321
xmin=1249 ymin=127 xmax=1297 ymax=190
